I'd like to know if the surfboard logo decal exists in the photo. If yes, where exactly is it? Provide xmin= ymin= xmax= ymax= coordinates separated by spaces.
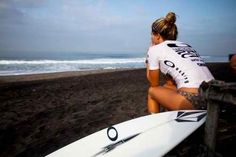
xmin=107 ymin=126 xmax=118 ymax=141
xmin=175 ymin=111 xmax=207 ymax=122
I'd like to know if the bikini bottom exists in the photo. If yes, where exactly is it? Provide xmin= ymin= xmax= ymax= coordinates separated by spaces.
xmin=178 ymin=91 xmax=207 ymax=110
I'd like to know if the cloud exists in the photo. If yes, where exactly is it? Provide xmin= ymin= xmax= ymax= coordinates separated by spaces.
xmin=0 ymin=0 xmax=132 ymax=32
xmin=1 ymin=0 xmax=234 ymax=55
xmin=0 ymin=0 xmax=47 ymax=8
xmin=0 ymin=0 xmax=149 ymax=53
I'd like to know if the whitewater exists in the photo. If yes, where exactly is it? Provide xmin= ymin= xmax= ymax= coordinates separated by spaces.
xmin=0 ymin=57 xmax=146 ymax=76
xmin=0 ymin=54 xmax=228 ymax=76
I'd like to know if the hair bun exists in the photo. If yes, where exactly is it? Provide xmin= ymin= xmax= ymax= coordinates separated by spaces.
xmin=165 ymin=12 xmax=176 ymax=24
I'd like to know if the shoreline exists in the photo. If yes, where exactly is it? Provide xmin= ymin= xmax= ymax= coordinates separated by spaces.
xmin=0 ymin=61 xmax=229 ymax=81
xmin=0 ymin=68 xmax=136 ymax=85
xmin=0 ymin=62 xmax=230 ymax=84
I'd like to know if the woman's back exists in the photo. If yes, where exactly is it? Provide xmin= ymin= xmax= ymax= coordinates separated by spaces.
xmin=147 ymin=40 xmax=214 ymax=89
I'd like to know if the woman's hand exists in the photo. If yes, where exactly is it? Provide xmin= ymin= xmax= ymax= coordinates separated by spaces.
xmin=163 ymin=74 xmax=177 ymax=90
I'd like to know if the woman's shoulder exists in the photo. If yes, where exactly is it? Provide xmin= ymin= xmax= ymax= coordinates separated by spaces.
xmin=149 ymin=42 xmax=168 ymax=50
xmin=148 ymin=40 xmax=187 ymax=53
xmin=164 ymin=40 xmax=192 ymax=48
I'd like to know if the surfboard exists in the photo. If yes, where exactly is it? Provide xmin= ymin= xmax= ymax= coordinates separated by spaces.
xmin=46 ymin=110 xmax=206 ymax=157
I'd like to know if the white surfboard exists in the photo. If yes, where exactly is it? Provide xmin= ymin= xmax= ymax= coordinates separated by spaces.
xmin=46 ymin=110 xmax=206 ymax=157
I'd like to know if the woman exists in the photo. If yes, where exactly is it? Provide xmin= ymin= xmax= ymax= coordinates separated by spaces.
xmin=146 ymin=12 xmax=214 ymax=114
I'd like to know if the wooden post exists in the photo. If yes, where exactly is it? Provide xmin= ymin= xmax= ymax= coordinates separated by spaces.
xmin=204 ymin=100 xmax=220 ymax=154
xmin=200 ymin=80 xmax=236 ymax=156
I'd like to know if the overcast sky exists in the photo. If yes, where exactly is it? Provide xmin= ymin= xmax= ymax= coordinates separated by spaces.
xmin=0 ymin=0 xmax=235 ymax=58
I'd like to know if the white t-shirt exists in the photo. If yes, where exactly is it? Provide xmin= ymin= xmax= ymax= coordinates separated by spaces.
xmin=147 ymin=40 xmax=214 ymax=89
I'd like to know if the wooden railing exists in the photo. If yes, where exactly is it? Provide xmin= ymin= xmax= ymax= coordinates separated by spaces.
xmin=199 ymin=80 xmax=236 ymax=156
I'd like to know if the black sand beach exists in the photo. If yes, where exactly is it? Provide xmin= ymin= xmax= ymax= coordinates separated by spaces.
xmin=0 ymin=63 xmax=235 ymax=157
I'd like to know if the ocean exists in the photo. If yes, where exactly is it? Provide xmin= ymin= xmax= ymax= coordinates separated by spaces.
xmin=0 ymin=52 xmax=228 ymax=76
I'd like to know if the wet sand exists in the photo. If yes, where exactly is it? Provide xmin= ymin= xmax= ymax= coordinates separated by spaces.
xmin=0 ymin=63 xmax=235 ymax=157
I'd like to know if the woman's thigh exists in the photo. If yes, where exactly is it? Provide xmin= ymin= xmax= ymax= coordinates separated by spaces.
xmin=149 ymin=86 xmax=194 ymax=110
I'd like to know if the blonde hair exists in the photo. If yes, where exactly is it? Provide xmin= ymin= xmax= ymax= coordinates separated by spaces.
xmin=152 ymin=12 xmax=178 ymax=40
